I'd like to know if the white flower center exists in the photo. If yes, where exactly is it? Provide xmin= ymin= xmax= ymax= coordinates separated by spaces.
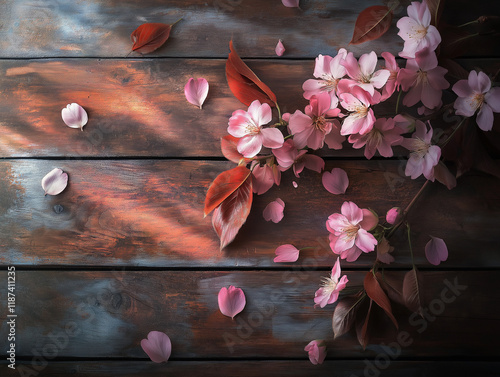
xmin=320 ymin=276 xmax=338 ymax=295
xmin=321 ymin=75 xmax=339 ymax=92
xmin=245 ymin=122 xmax=260 ymax=135
xmin=341 ymin=223 xmax=360 ymax=241
xmin=411 ymin=137 xmax=430 ymax=158
xmin=353 ymin=105 xmax=368 ymax=119
xmin=313 ymin=115 xmax=327 ymax=131
xmin=469 ymin=93 xmax=485 ymax=111
xmin=410 ymin=25 xmax=428 ymax=40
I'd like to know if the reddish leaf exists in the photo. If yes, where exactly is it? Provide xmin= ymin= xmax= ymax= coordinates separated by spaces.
xmin=226 ymin=41 xmax=277 ymax=107
xmin=212 ymin=175 xmax=253 ymax=249
xmin=356 ymin=299 xmax=372 ymax=350
xmin=426 ymin=0 xmax=445 ymax=26
xmin=433 ymin=161 xmax=457 ymax=190
xmin=130 ymin=20 xmax=180 ymax=54
xmin=349 ymin=6 xmax=393 ymax=45
xmin=333 ymin=292 xmax=365 ymax=339
xmin=363 ymin=271 xmax=398 ymax=329
xmin=376 ymin=271 xmax=405 ymax=307
xmin=402 ymin=267 xmax=423 ymax=317
xmin=204 ymin=166 xmax=251 ymax=217
xmin=221 ymin=136 xmax=251 ymax=164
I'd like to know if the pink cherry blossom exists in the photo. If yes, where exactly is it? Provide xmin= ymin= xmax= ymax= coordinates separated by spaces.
xmin=453 ymin=70 xmax=500 ymax=131
xmin=339 ymin=87 xmax=378 ymax=136
xmin=425 ymin=236 xmax=448 ymax=265
xmin=274 ymin=244 xmax=300 ymax=263
xmin=282 ymin=0 xmax=300 ymax=7
xmin=275 ymin=39 xmax=285 ymax=56
xmin=348 ymin=117 xmax=403 ymax=159
xmin=340 ymin=51 xmax=390 ymax=96
xmin=381 ymin=52 xmax=400 ymax=101
xmin=397 ymin=0 xmax=442 ymax=58
xmin=251 ymin=161 xmax=281 ymax=195
xmin=218 ymin=286 xmax=246 ymax=319
xmin=272 ymin=140 xmax=325 ymax=177
xmin=305 ymin=340 xmax=326 ymax=365
xmin=288 ymin=93 xmax=339 ymax=150
xmin=322 ymin=168 xmax=349 ymax=195
xmin=398 ymin=47 xmax=449 ymax=110
xmin=326 ymin=201 xmax=378 ymax=262
xmin=314 ymin=257 xmax=348 ymax=308
xmin=228 ymin=100 xmax=284 ymax=158
xmin=303 ymin=49 xmax=347 ymax=108
xmin=385 ymin=207 xmax=402 ymax=225
xmin=184 ymin=77 xmax=209 ymax=109
xmin=393 ymin=113 xmax=416 ymax=133
xmin=401 ymin=121 xmax=441 ymax=180
xmin=141 ymin=331 xmax=172 ymax=363
xmin=61 ymin=103 xmax=88 ymax=130
xmin=263 ymin=198 xmax=285 ymax=223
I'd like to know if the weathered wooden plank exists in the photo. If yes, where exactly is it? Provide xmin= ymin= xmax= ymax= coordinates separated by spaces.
xmin=1 ymin=58 xmax=499 ymax=158
xmin=0 ymin=271 xmax=498 ymax=359
xmin=1 ymin=159 xmax=499 ymax=268
xmin=0 ymin=0 xmax=498 ymax=59
xmin=3 ymin=360 xmax=500 ymax=377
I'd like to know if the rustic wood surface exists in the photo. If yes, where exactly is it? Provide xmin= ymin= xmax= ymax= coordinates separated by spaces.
xmin=1 ymin=0 xmax=500 ymax=375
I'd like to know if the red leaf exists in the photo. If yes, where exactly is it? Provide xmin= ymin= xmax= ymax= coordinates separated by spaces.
xmin=349 ymin=6 xmax=393 ymax=45
xmin=226 ymin=41 xmax=277 ymax=107
xmin=356 ymin=299 xmax=372 ymax=350
xmin=221 ymin=136 xmax=251 ymax=164
xmin=212 ymin=175 xmax=253 ymax=249
xmin=426 ymin=0 xmax=445 ymax=26
xmin=333 ymin=292 xmax=365 ymax=340
xmin=402 ymin=267 xmax=423 ymax=317
xmin=433 ymin=161 xmax=457 ymax=190
xmin=364 ymin=271 xmax=398 ymax=329
xmin=376 ymin=271 xmax=405 ymax=307
xmin=130 ymin=21 xmax=180 ymax=54
xmin=204 ymin=165 xmax=251 ymax=217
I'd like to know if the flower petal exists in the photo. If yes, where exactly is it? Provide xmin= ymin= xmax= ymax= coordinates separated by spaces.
xmin=275 ymin=39 xmax=285 ymax=56
xmin=322 ymin=168 xmax=349 ymax=194
xmin=184 ymin=78 xmax=209 ymax=109
xmin=41 ymin=168 xmax=68 ymax=196
xmin=140 ymin=331 xmax=172 ymax=363
xmin=282 ymin=0 xmax=300 ymax=7
xmin=263 ymin=198 xmax=285 ymax=223
xmin=218 ymin=286 xmax=246 ymax=319
xmin=425 ymin=236 xmax=448 ymax=265
xmin=61 ymin=103 xmax=88 ymax=130
xmin=274 ymin=244 xmax=300 ymax=262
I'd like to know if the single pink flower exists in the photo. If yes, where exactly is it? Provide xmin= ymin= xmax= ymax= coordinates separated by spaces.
xmin=263 ymin=198 xmax=285 ymax=223
xmin=141 ymin=331 xmax=172 ymax=363
xmin=289 ymin=93 xmax=339 ymax=150
xmin=453 ymin=70 xmax=500 ymax=131
xmin=401 ymin=121 xmax=441 ymax=180
xmin=397 ymin=0 xmax=441 ymax=58
xmin=274 ymin=244 xmax=300 ymax=263
xmin=61 ymin=103 xmax=88 ymax=130
xmin=425 ymin=236 xmax=448 ymax=265
xmin=340 ymin=51 xmax=390 ymax=96
xmin=251 ymin=161 xmax=280 ymax=195
xmin=381 ymin=52 xmax=400 ymax=101
xmin=339 ymin=87 xmax=378 ymax=136
xmin=184 ymin=77 xmax=209 ymax=109
xmin=218 ymin=286 xmax=246 ymax=319
xmin=272 ymin=139 xmax=325 ymax=177
xmin=326 ymin=201 xmax=378 ymax=262
xmin=282 ymin=0 xmax=300 ymax=7
xmin=275 ymin=39 xmax=285 ymax=56
xmin=304 ymin=340 xmax=327 ymax=365
xmin=322 ymin=168 xmax=349 ymax=195
xmin=228 ymin=100 xmax=284 ymax=158
xmin=385 ymin=207 xmax=402 ymax=225
xmin=303 ymin=49 xmax=348 ymax=108
xmin=348 ymin=117 xmax=404 ymax=159
xmin=398 ymin=47 xmax=449 ymax=110
xmin=314 ymin=257 xmax=348 ymax=308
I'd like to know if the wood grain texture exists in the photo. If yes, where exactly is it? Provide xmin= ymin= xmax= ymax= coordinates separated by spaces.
xmin=0 ymin=270 xmax=498 ymax=359
xmin=1 ymin=58 xmax=499 ymax=158
xmin=1 ymin=159 xmax=499 ymax=268
xmin=3 ymin=361 xmax=500 ymax=377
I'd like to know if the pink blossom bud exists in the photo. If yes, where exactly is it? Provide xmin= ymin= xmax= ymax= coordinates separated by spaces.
xmin=386 ymin=207 xmax=402 ymax=225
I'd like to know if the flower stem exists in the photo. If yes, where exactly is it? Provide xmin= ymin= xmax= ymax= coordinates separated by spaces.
xmin=406 ymin=223 xmax=415 ymax=267
xmin=275 ymin=102 xmax=282 ymax=122
xmin=395 ymin=90 xmax=402 ymax=114
xmin=457 ymin=19 xmax=479 ymax=28
xmin=440 ymin=117 xmax=466 ymax=149
xmin=171 ymin=18 xmax=183 ymax=27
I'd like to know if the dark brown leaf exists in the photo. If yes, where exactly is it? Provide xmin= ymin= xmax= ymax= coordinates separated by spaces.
xmin=402 ymin=267 xmax=423 ymax=317
xmin=212 ymin=175 xmax=253 ymax=249
xmin=376 ymin=271 xmax=405 ymax=307
xmin=356 ymin=299 xmax=372 ymax=350
xmin=332 ymin=292 xmax=365 ymax=339
xmin=364 ymin=271 xmax=398 ymax=329
xmin=349 ymin=6 xmax=393 ymax=45
xmin=426 ymin=0 xmax=445 ymax=26
xmin=204 ymin=166 xmax=251 ymax=217
xmin=226 ymin=41 xmax=277 ymax=107
xmin=130 ymin=21 xmax=180 ymax=54
xmin=433 ymin=161 xmax=457 ymax=190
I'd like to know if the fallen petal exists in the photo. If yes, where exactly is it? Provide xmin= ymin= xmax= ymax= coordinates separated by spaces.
xmin=292 ymin=181 xmax=298 ymax=188
xmin=263 ymin=198 xmax=285 ymax=223
xmin=184 ymin=78 xmax=209 ymax=109
xmin=282 ymin=0 xmax=300 ymax=7
xmin=61 ymin=103 xmax=88 ymax=130
xmin=322 ymin=168 xmax=349 ymax=194
xmin=140 ymin=331 xmax=172 ymax=363
xmin=274 ymin=244 xmax=300 ymax=262
xmin=275 ymin=39 xmax=285 ymax=56
xmin=218 ymin=286 xmax=246 ymax=319
xmin=41 ymin=168 xmax=68 ymax=196
xmin=425 ymin=236 xmax=448 ymax=265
